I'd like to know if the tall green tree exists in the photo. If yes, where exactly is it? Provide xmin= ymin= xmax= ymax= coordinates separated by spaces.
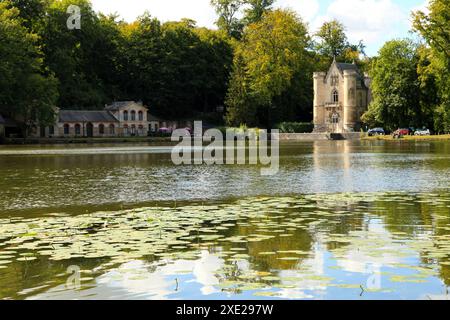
xmin=413 ymin=0 xmax=450 ymax=133
xmin=243 ymin=0 xmax=274 ymax=25
xmin=211 ymin=0 xmax=244 ymax=38
xmin=315 ymin=20 xmax=366 ymax=66
xmin=362 ymin=40 xmax=423 ymax=130
xmin=39 ymin=0 xmax=123 ymax=109
xmin=119 ymin=16 xmax=233 ymax=119
xmin=225 ymin=9 xmax=311 ymax=127
xmin=0 ymin=1 xmax=58 ymax=136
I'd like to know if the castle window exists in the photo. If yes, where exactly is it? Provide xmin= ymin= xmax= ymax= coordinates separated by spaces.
xmin=332 ymin=90 xmax=339 ymax=103
xmin=131 ymin=110 xmax=136 ymax=121
xmin=138 ymin=111 xmax=143 ymax=121
xmin=123 ymin=111 xmax=128 ymax=121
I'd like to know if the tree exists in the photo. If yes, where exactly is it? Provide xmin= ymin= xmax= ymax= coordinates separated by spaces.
xmin=225 ymin=9 xmax=311 ymax=127
xmin=315 ymin=20 xmax=366 ymax=65
xmin=119 ymin=16 xmax=233 ymax=119
xmin=243 ymin=0 xmax=274 ymax=25
xmin=211 ymin=0 xmax=244 ymax=38
xmin=0 ymin=1 xmax=58 ymax=136
xmin=413 ymin=0 xmax=450 ymax=133
xmin=362 ymin=40 xmax=423 ymax=130
xmin=38 ymin=0 xmax=123 ymax=109
xmin=5 ymin=0 xmax=49 ymax=31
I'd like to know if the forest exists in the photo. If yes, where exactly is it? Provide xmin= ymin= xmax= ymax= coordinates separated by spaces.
xmin=0 ymin=0 xmax=448 ymax=132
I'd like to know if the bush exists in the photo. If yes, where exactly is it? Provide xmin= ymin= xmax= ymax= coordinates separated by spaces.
xmin=276 ymin=122 xmax=314 ymax=133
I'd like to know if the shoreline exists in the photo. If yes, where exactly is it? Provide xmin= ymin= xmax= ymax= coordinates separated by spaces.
xmin=362 ymin=134 xmax=450 ymax=141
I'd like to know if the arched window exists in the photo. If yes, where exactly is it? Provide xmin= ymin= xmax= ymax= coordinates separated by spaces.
xmin=138 ymin=125 xmax=144 ymax=135
xmin=99 ymin=124 xmax=105 ymax=135
xmin=332 ymin=90 xmax=339 ymax=103
xmin=75 ymin=124 xmax=81 ymax=136
xmin=131 ymin=110 xmax=136 ymax=121
xmin=123 ymin=125 xmax=129 ymax=136
xmin=64 ymin=124 xmax=70 ymax=135
xmin=49 ymin=126 xmax=55 ymax=135
xmin=331 ymin=113 xmax=340 ymax=124
xmin=138 ymin=111 xmax=143 ymax=121
xmin=109 ymin=124 xmax=115 ymax=135
xmin=123 ymin=111 xmax=128 ymax=121
xmin=131 ymin=124 xmax=136 ymax=135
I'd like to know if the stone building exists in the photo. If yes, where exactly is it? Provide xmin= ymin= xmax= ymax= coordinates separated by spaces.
xmin=104 ymin=101 xmax=149 ymax=136
xmin=56 ymin=110 xmax=120 ymax=137
xmin=30 ymin=101 xmax=191 ymax=138
xmin=313 ymin=58 xmax=371 ymax=133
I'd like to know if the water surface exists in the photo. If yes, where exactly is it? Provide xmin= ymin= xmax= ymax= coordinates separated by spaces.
xmin=0 ymin=140 xmax=449 ymax=300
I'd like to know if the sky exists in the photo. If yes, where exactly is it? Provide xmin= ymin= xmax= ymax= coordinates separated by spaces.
xmin=90 ymin=0 xmax=430 ymax=56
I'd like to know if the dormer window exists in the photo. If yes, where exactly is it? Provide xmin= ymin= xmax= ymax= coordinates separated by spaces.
xmin=331 ymin=74 xmax=339 ymax=86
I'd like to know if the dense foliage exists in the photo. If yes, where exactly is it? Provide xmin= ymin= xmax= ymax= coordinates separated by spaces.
xmin=0 ymin=0 xmax=448 ymax=133
xmin=363 ymin=0 xmax=449 ymax=132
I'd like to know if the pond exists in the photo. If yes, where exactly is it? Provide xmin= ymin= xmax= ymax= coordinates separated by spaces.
xmin=0 ymin=140 xmax=449 ymax=300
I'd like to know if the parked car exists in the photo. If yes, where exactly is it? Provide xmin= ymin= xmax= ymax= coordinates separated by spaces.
xmin=368 ymin=128 xmax=385 ymax=136
xmin=393 ymin=128 xmax=411 ymax=137
xmin=415 ymin=128 xmax=431 ymax=136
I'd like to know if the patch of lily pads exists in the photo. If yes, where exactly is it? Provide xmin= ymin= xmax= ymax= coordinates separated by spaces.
xmin=0 ymin=191 xmax=449 ymax=298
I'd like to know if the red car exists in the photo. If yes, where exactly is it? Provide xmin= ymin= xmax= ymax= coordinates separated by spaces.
xmin=393 ymin=128 xmax=410 ymax=137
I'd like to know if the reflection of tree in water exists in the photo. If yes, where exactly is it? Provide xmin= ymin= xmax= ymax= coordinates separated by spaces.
xmin=0 ymin=255 xmax=108 ymax=299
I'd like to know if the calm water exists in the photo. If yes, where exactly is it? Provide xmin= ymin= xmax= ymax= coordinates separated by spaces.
xmin=0 ymin=140 xmax=449 ymax=300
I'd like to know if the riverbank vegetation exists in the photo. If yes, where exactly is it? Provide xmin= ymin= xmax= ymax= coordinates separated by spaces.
xmin=363 ymin=134 xmax=450 ymax=142
xmin=0 ymin=0 xmax=448 ymax=133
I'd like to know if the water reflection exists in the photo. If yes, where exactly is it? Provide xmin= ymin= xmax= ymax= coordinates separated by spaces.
xmin=0 ymin=192 xmax=448 ymax=300
xmin=0 ymin=141 xmax=449 ymax=300
xmin=0 ymin=141 xmax=449 ymax=214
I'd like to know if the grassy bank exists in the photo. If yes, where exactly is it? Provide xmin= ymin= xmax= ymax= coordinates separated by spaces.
xmin=363 ymin=134 xmax=450 ymax=141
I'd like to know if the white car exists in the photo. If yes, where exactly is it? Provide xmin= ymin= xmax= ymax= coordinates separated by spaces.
xmin=415 ymin=129 xmax=431 ymax=136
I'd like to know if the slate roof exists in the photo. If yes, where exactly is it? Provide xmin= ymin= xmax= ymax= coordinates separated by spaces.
xmin=148 ymin=113 xmax=162 ymax=121
xmin=59 ymin=110 xmax=119 ymax=123
xmin=0 ymin=114 xmax=5 ymax=124
xmin=336 ymin=63 xmax=359 ymax=73
xmin=105 ymin=101 xmax=146 ymax=111
xmin=332 ymin=61 xmax=368 ymax=89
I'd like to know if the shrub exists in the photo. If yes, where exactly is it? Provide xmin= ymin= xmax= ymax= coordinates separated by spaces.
xmin=276 ymin=122 xmax=314 ymax=133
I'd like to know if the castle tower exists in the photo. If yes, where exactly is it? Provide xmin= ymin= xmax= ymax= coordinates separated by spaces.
xmin=343 ymin=69 xmax=358 ymax=132
xmin=313 ymin=72 xmax=326 ymax=132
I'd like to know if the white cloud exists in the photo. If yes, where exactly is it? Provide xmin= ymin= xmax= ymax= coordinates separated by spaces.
xmin=275 ymin=0 xmax=320 ymax=24
xmin=313 ymin=0 xmax=406 ymax=45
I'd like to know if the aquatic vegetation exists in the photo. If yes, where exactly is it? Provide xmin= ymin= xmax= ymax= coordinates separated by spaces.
xmin=0 ymin=192 xmax=449 ymax=299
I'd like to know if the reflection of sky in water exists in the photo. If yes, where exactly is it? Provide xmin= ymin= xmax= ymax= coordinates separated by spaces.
xmin=29 ymin=217 xmax=448 ymax=300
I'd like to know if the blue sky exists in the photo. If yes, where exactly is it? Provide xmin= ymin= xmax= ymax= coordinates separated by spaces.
xmin=91 ymin=0 xmax=430 ymax=56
